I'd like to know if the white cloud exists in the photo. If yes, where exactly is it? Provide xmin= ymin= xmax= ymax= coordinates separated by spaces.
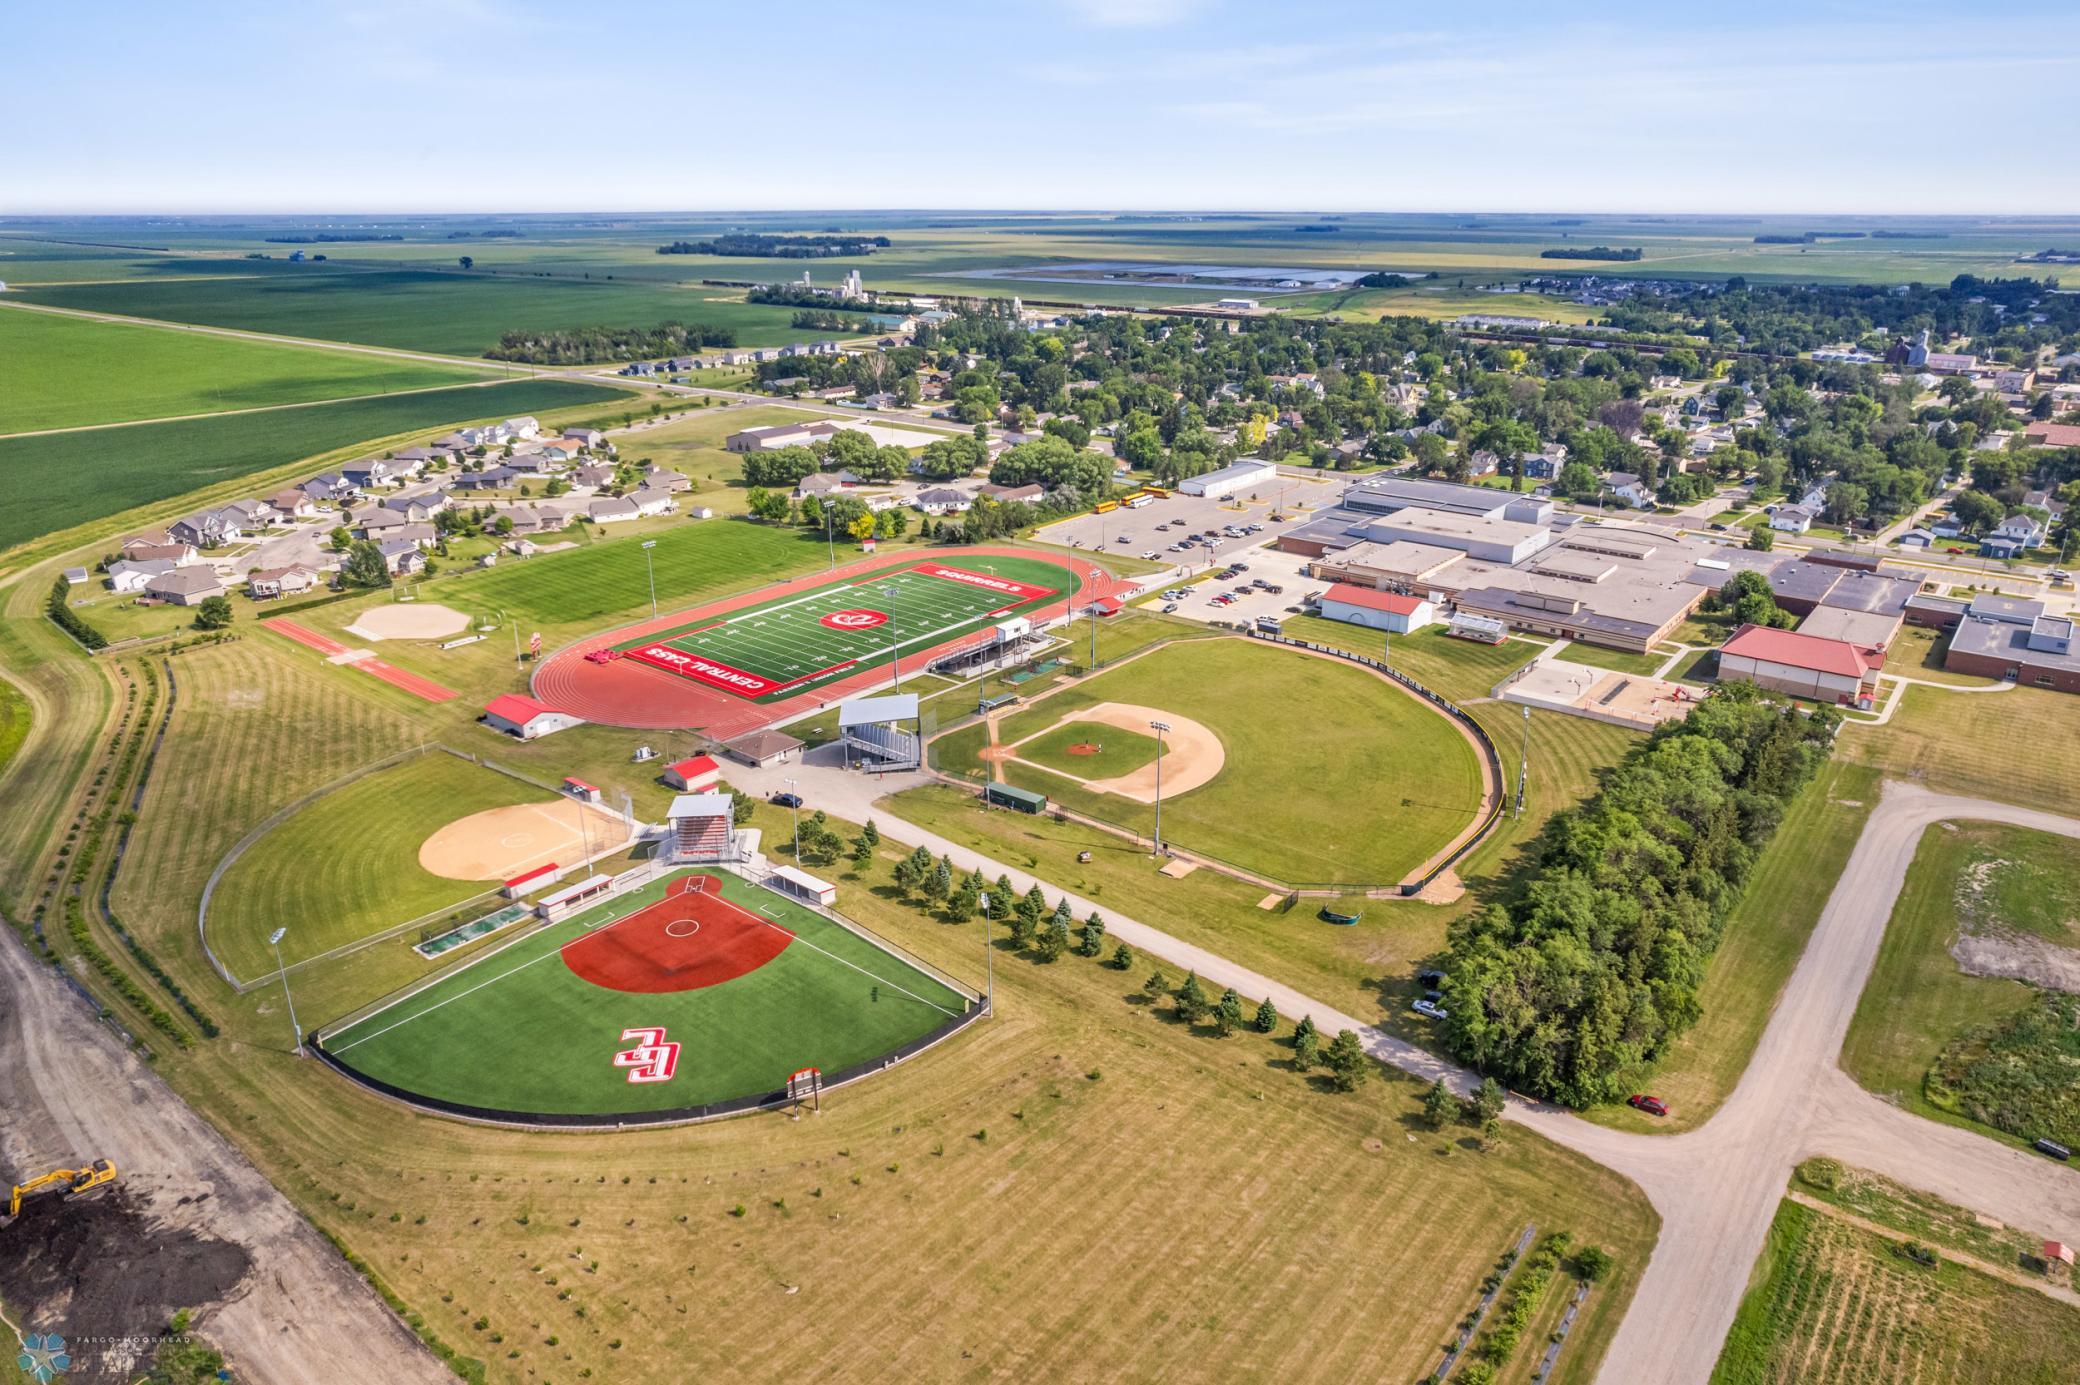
xmin=1056 ymin=0 xmax=1209 ymax=28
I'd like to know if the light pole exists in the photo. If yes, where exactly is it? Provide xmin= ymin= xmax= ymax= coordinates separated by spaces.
xmin=268 ymin=928 xmax=303 ymax=1057
xmin=783 ymin=777 xmax=801 ymax=860
xmin=880 ymin=583 xmax=903 ymax=691
xmin=641 ymin=540 xmax=659 ymax=619
xmin=824 ymin=507 xmax=836 ymax=570
xmin=497 ymin=607 xmax=520 ymax=672
xmin=1148 ymin=719 xmax=1170 ymax=856
xmin=1516 ymin=704 xmax=1531 ymax=817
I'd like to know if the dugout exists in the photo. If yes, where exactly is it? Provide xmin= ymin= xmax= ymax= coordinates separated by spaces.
xmin=984 ymin=783 xmax=1047 ymax=814
xmin=768 ymin=864 xmax=837 ymax=908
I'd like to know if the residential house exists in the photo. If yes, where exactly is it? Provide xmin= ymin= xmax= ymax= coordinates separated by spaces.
xmin=144 ymin=567 xmax=227 ymax=606
xmin=222 ymin=498 xmax=279 ymax=531
xmin=976 ymin=482 xmax=1045 ymax=504
xmin=505 ymin=416 xmax=541 ymax=440
xmin=1981 ymin=512 xmax=2046 ymax=558
xmin=380 ymin=495 xmax=438 ymax=522
xmin=394 ymin=523 xmax=439 ymax=549
xmin=245 ymin=565 xmax=319 ymax=600
xmin=1995 ymin=367 xmax=2036 ymax=393
xmin=1522 ymin=445 xmax=1569 ymax=481
xmin=626 ymin=487 xmax=677 ymax=518
xmin=1601 ymin=472 xmax=1654 ymax=509
xmin=356 ymin=509 xmax=410 ymax=538
xmin=122 ymin=541 xmax=199 ymax=566
xmin=378 ymin=540 xmax=426 ymax=575
xmin=913 ymin=488 xmax=972 ymax=516
xmin=267 ymin=489 xmax=319 ymax=521
xmin=567 ymin=464 xmax=614 ymax=494
xmin=169 ymin=510 xmax=241 ymax=548
xmin=107 ymin=559 xmax=176 ymax=593
xmin=1770 ymin=505 xmax=1816 ymax=535
xmin=393 ymin=446 xmax=446 ymax=469
xmin=119 ymin=529 xmax=173 ymax=553
xmin=1897 ymin=527 xmax=1937 ymax=549
xmin=302 ymin=473 xmax=357 ymax=503
xmin=561 ymin=427 xmax=607 ymax=448
xmin=588 ymin=496 xmax=641 ymax=524
xmin=642 ymin=467 xmax=692 ymax=494
xmin=341 ymin=460 xmax=396 ymax=491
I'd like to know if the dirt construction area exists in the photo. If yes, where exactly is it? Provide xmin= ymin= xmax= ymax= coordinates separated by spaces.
xmin=0 ymin=933 xmax=445 ymax=1382
xmin=344 ymin=601 xmax=471 ymax=642
xmin=418 ymin=799 xmax=634 ymax=881
xmin=1009 ymin=701 xmax=1225 ymax=802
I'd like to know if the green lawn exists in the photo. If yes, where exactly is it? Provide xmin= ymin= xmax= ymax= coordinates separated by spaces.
xmin=320 ymin=867 xmax=970 ymax=1115
xmin=1840 ymin=822 xmax=2065 ymax=1145
xmin=1014 ymin=720 xmax=1165 ymax=779
xmin=0 ymin=673 xmax=29 ymax=781
xmin=1549 ymin=641 xmax=1670 ymax=676
xmin=1712 ymin=1198 xmax=2080 ymax=1385
xmin=947 ymin=638 xmax=1483 ymax=886
xmin=0 ymin=306 xmax=494 ymax=432
xmin=1585 ymin=761 xmax=1879 ymax=1132
xmin=1838 ymin=685 xmax=2080 ymax=817
xmin=1277 ymin=615 xmax=1545 ymax=702
xmin=12 ymin=262 xmax=833 ymax=357
xmin=0 ymin=377 xmax=624 ymax=553
xmin=207 ymin=750 xmax=561 ymax=980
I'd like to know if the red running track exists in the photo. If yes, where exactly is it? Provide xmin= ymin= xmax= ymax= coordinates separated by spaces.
xmin=531 ymin=545 xmax=1131 ymax=734
xmin=561 ymin=874 xmax=791 ymax=994
xmin=262 ymin=618 xmax=460 ymax=705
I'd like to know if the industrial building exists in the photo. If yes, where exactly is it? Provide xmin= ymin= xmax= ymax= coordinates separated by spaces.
xmin=1316 ymin=584 xmax=1434 ymax=633
xmin=1717 ymin=624 xmax=1884 ymax=706
xmin=1178 ymin=458 xmax=1280 ymax=499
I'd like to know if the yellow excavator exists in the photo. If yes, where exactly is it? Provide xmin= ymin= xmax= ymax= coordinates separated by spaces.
xmin=4 ymin=1160 xmax=117 ymax=1221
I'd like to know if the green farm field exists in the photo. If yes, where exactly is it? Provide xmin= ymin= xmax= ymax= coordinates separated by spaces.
xmin=206 ymin=749 xmax=588 ymax=980
xmin=321 ymin=868 xmax=972 ymax=1116
xmin=9 ymin=262 xmax=838 ymax=357
xmin=0 ymin=377 xmax=626 ymax=553
xmin=948 ymin=637 xmax=1484 ymax=887
xmin=0 ymin=305 xmax=495 ymax=432
xmin=1711 ymin=1198 xmax=2080 ymax=1385
xmin=1841 ymin=821 xmax=2077 ymax=1147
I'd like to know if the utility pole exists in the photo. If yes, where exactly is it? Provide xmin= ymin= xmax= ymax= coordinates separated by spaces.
xmin=268 ymin=928 xmax=303 ymax=1057
xmin=784 ymin=777 xmax=801 ymax=860
xmin=1089 ymin=601 xmax=1099 ymax=668
xmin=641 ymin=540 xmax=659 ymax=619
xmin=1148 ymin=719 xmax=1170 ymax=855
xmin=824 ymin=508 xmax=836 ymax=570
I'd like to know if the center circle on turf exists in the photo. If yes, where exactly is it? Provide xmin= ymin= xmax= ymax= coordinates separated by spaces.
xmin=561 ymin=875 xmax=792 ymax=994
xmin=821 ymin=608 xmax=889 ymax=630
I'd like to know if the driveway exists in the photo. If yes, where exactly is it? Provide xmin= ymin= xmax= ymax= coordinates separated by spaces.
xmin=744 ymin=746 xmax=2080 ymax=1385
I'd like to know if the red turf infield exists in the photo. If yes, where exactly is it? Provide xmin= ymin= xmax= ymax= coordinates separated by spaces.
xmin=560 ymin=874 xmax=792 ymax=994
xmin=532 ymin=545 xmax=1130 ymax=734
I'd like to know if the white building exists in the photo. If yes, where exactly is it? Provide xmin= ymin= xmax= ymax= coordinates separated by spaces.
xmin=481 ymin=694 xmax=585 ymax=740
xmin=1179 ymin=459 xmax=1279 ymax=499
xmin=1316 ymin=584 xmax=1434 ymax=634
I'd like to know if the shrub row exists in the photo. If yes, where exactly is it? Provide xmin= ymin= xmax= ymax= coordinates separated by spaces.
xmin=318 ymin=1228 xmax=487 ymax=1384
xmin=1443 ymin=682 xmax=1839 ymax=1106
xmin=47 ymin=574 xmax=107 ymax=650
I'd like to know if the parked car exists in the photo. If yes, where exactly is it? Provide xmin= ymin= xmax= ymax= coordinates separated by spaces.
xmin=1161 ymin=602 xmax=1179 ymax=613
xmin=1945 ymin=546 xmax=1966 ymax=554
xmin=1411 ymin=998 xmax=1448 ymax=1020
xmin=2036 ymin=1138 xmax=2073 ymax=1161
xmin=1416 ymin=968 xmax=1445 ymax=988
xmin=1627 ymin=1095 xmax=1669 ymax=1117
xmin=1142 ymin=550 xmax=1160 ymax=560
xmin=770 ymin=792 xmax=803 ymax=809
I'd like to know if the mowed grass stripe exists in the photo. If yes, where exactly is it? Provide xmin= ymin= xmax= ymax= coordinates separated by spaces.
xmin=323 ymin=869 xmax=969 ymax=1114
xmin=208 ymin=750 xmax=560 ymax=979
xmin=0 ymin=305 xmax=494 ymax=433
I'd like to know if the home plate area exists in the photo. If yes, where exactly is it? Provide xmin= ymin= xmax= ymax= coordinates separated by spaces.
xmin=561 ymin=874 xmax=792 ymax=994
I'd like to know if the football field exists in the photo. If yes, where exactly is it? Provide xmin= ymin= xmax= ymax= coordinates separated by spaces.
xmin=609 ymin=554 xmax=1075 ymax=702
xmin=318 ymin=869 xmax=977 ymax=1120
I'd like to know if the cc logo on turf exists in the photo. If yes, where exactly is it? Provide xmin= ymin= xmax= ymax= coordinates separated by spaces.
xmin=821 ymin=609 xmax=890 ymax=629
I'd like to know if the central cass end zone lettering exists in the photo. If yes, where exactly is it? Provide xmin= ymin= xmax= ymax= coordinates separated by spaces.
xmin=625 ymin=643 xmax=792 ymax=695
xmin=914 ymin=562 xmax=1054 ymax=601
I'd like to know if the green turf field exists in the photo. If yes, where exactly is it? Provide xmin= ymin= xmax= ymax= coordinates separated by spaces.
xmin=1014 ymin=721 xmax=1164 ymax=778
xmin=320 ymin=867 xmax=973 ymax=1116
xmin=0 ymin=377 xmax=625 ymax=553
xmin=614 ymin=554 xmax=1075 ymax=703
xmin=0 ymin=306 xmax=495 ymax=433
xmin=208 ymin=750 xmax=570 ymax=980
xmin=10 ymin=262 xmax=837 ymax=357
xmin=960 ymin=638 xmax=1484 ymax=886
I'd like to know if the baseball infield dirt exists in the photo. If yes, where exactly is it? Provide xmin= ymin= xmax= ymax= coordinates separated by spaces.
xmin=417 ymin=799 xmax=633 ymax=881
xmin=344 ymin=602 xmax=470 ymax=642
xmin=1048 ymin=701 xmax=1224 ymax=803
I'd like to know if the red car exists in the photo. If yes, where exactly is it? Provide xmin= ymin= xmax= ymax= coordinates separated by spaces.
xmin=1628 ymin=1094 xmax=1668 ymax=1117
xmin=1944 ymin=546 xmax=1965 ymax=554
xmin=584 ymin=648 xmax=623 ymax=665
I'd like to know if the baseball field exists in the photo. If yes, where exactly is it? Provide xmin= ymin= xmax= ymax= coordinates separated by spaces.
xmin=320 ymin=868 xmax=975 ymax=1118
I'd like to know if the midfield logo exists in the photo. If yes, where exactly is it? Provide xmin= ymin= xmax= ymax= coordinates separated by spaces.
xmin=612 ymin=1026 xmax=681 ymax=1083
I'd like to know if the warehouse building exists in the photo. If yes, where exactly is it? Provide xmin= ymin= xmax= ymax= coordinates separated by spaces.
xmin=1317 ymin=584 xmax=1435 ymax=633
xmin=1717 ymin=624 xmax=1884 ymax=706
xmin=1178 ymin=458 xmax=1280 ymax=499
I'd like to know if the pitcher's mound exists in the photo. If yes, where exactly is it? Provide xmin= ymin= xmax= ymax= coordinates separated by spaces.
xmin=1065 ymin=742 xmax=1103 ymax=756
xmin=347 ymin=603 xmax=470 ymax=642
xmin=420 ymin=799 xmax=632 ymax=881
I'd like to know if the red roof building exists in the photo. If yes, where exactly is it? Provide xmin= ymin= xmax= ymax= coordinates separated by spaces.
xmin=482 ymin=694 xmax=584 ymax=741
xmin=1318 ymin=583 xmax=1435 ymax=633
xmin=1718 ymin=623 xmax=1884 ymax=705
xmin=2023 ymin=422 xmax=2080 ymax=449
xmin=662 ymin=754 xmax=721 ymax=792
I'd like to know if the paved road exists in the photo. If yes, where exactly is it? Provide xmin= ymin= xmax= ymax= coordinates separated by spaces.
xmin=0 ymin=932 xmax=447 ymax=1383
xmin=744 ymin=742 xmax=2080 ymax=1385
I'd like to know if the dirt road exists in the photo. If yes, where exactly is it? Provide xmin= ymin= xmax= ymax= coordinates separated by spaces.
xmin=0 ymin=933 xmax=447 ymax=1383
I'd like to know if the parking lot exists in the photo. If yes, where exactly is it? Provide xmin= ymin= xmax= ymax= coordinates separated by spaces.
xmin=1145 ymin=544 xmax=1319 ymax=630
xmin=1035 ymin=475 xmax=1335 ymax=568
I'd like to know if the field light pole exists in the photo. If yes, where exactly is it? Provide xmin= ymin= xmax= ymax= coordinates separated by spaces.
xmin=268 ymin=928 xmax=303 ymax=1057
xmin=497 ymin=607 xmax=519 ymax=671
xmin=1148 ymin=719 xmax=1170 ymax=856
xmin=641 ymin=540 xmax=659 ymax=619
xmin=880 ymin=583 xmax=903 ymax=692
xmin=1516 ymin=704 xmax=1531 ymax=817
xmin=783 ymin=777 xmax=801 ymax=860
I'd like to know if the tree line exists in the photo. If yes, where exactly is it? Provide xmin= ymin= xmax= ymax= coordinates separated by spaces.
xmin=1441 ymin=684 xmax=1840 ymax=1106
xmin=657 ymin=234 xmax=889 ymax=257
xmin=484 ymin=321 xmax=737 ymax=364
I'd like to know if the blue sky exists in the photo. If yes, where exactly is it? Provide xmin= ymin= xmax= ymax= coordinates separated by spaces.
xmin=7 ymin=0 xmax=2076 ymax=213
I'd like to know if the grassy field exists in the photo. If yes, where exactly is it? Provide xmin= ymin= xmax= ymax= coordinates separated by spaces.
xmin=323 ymin=868 xmax=970 ymax=1115
xmin=1278 ymin=614 xmax=1545 ymax=701
xmin=1015 ymin=719 xmax=1164 ymax=778
xmin=443 ymin=516 xmax=832 ymax=626
xmin=947 ymin=638 xmax=1484 ymax=886
xmin=1838 ymin=685 xmax=2080 ymax=816
xmin=206 ymin=749 xmax=563 ymax=979
xmin=0 ymin=306 xmax=494 ymax=432
xmin=86 ymin=677 xmax=1660 ymax=1383
xmin=1551 ymin=641 xmax=1674 ymax=676
xmin=1711 ymin=1198 xmax=2080 ymax=1384
xmin=614 ymin=404 xmax=852 ymax=516
xmin=1841 ymin=821 xmax=2075 ymax=1147
xmin=0 ymin=378 xmax=626 ymax=553
xmin=11 ymin=262 xmax=833 ymax=357
xmin=1883 ymin=623 xmax=2001 ymax=688
xmin=1584 ymin=761 xmax=1880 ymax=1132
xmin=0 ymin=672 xmax=28 ymax=780
xmin=1790 ymin=1159 xmax=2054 ymax=1274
